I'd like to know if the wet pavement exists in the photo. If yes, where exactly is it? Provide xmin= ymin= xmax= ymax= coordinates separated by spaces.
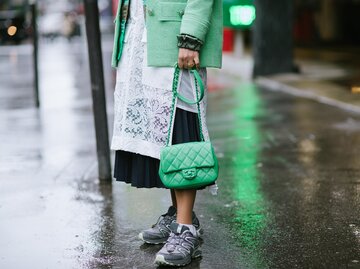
xmin=256 ymin=47 xmax=360 ymax=113
xmin=1 ymin=38 xmax=360 ymax=269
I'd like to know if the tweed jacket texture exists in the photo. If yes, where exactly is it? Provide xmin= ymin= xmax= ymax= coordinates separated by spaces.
xmin=112 ymin=0 xmax=223 ymax=68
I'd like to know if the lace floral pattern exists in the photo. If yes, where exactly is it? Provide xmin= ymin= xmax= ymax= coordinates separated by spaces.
xmin=111 ymin=0 xmax=209 ymax=159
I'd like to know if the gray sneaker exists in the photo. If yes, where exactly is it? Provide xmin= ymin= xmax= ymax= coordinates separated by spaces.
xmin=138 ymin=206 xmax=203 ymax=244
xmin=139 ymin=206 xmax=177 ymax=244
xmin=154 ymin=222 xmax=202 ymax=267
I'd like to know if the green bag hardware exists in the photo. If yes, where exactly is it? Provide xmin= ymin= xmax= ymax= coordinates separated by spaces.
xmin=158 ymin=65 xmax=219 ymax=189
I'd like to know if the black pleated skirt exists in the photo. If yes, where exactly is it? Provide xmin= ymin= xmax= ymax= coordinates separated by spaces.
xmin=114 ymin=108 xmax=201 ymax=188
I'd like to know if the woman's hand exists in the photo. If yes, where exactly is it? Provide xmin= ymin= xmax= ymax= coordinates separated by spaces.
xmin=178 ymin=48 xmax=200 ymax=69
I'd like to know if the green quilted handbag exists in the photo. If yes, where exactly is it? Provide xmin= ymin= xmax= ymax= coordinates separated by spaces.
xmin=158 ymin=65 xmax=219 ymax=189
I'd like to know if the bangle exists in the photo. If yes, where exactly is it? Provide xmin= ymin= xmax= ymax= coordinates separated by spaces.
xmin=177 ymin=34 xmax=203 ymax=51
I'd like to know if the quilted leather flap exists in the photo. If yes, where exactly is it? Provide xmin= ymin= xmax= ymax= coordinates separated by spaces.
xmin=160 ymin=141 xmax=216 ymax=174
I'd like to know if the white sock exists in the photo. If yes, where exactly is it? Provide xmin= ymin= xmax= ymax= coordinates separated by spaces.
xmin=179 ymin=223 xmax=197 ymax=236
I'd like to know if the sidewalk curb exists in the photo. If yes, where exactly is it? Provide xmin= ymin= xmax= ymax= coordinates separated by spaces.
xmin=256 ymin=77 xmax=360 ymax=115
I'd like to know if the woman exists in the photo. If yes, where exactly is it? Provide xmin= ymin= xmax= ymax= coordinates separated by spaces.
xmin=111 ymin=0 xmax=222 ymax=266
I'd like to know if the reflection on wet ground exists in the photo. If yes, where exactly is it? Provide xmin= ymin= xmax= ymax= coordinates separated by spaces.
xmin=207 ymin=76 xmax=360 ymax=268
xmin=0 ymin=39 xmax=359 ymax=268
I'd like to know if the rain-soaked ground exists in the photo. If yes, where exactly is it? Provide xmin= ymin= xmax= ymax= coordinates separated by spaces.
xmin=0 ymin=37 xmax=360 ymax=269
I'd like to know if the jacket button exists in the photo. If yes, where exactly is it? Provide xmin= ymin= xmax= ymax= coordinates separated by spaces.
xmin=148 ymin=9 xmax=154 ymax=16
xmin=178 ymin=10 xmax=184 ymax=17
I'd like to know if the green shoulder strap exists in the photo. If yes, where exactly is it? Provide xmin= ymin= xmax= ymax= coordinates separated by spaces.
xmin=176 ymin=69 xmax=205 ymax=105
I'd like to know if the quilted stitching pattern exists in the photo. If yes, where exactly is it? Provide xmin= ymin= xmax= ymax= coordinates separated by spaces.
xmin=159 ymin=141 xmax=219 ymax=189
xmin=160 ymin=142 xmax=215 ymax=173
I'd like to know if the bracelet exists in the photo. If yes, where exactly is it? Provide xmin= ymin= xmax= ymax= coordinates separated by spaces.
xmin=177 ymin=34 xmax=203 ymax=52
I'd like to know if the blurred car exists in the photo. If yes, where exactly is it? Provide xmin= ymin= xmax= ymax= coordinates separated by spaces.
xmin=38 ymin=12 xmax=64 ymax=39
xmin=38 ymin=11 xmax=80 ymax=40
xmin=0 ymin=8 xmax=30 ymax=44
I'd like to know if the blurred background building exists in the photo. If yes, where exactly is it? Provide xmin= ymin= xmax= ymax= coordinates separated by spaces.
xmin=294 ymin=0 xmax=360 ymax=46
xmin=0 ymin=0 xmax=114 ymax=44
xmin=222 ymin=0 xmax=360 ymax=48
xmin=0 ymin=0 xmax=31 ymax=44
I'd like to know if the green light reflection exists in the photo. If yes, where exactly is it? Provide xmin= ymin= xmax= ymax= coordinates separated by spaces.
xmin=231 ymin=83 xmax=268 ymax=268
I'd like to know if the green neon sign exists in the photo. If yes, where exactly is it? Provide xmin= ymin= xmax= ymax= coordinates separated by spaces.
xmin=230 ymin=5 xmax=256 ymax=26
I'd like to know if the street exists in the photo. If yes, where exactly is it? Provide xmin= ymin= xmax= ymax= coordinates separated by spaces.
xmin=0 ymin=38 xmax=359 ymax=269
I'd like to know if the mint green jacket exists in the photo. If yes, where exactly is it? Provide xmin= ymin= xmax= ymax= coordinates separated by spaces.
xmin=111 ymin=0 xmax=223 ymax=68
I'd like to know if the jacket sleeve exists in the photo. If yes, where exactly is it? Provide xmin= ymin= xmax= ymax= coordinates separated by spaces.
xmin=180 ymin=0 xmax=214 ymax=42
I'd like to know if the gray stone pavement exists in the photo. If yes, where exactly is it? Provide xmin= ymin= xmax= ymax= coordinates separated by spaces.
xmin=222 ymin=48 xmax=360 ymax=113
xmin=0 ymin=38 xmax=360 ymax=269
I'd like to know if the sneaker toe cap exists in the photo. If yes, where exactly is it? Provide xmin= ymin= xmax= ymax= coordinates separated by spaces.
xmin=155 ymin=253 xmax=190 ymax=266
xmin=141 ymin=229 xmax=166 ymax=240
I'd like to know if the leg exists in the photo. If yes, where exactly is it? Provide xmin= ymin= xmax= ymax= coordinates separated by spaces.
xmin=155 ymin=189 xmax=201 ymax=266
xmin=175 ymin=189 xmax=197 ymax=224
xmin=170 ymin=189 xmax=177 ymax=208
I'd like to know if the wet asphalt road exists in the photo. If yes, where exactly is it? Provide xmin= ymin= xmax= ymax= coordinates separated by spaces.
xmin=0 ymin=38 xmax=360 ymax=269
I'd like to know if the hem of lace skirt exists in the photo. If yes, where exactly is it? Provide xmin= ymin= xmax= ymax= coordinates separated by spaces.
xmin=111 ymin=136 xmax=162 ymax=160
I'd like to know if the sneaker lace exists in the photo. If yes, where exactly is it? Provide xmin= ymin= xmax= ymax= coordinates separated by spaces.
xmin=165 ymin=232 xmax=181 ymax=252
xmin=166 ymin=230 xmax=195 ymax=253
xmin=180 ymin=232 xmax=195 ymax=252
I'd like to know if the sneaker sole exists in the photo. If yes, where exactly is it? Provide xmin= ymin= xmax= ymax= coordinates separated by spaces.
xmin=154 ymin=249 xmax=202 ymax=267
xmin=138 ymin=232 xmax=167 ymax=245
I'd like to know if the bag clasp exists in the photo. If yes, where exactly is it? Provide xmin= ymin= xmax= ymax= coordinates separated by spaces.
xmin=182 ymin=168 xmax=197 ymax=180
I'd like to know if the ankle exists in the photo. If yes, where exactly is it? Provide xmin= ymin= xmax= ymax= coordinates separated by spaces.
xmin=178 ymin=223 xmax=197 ymax=236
